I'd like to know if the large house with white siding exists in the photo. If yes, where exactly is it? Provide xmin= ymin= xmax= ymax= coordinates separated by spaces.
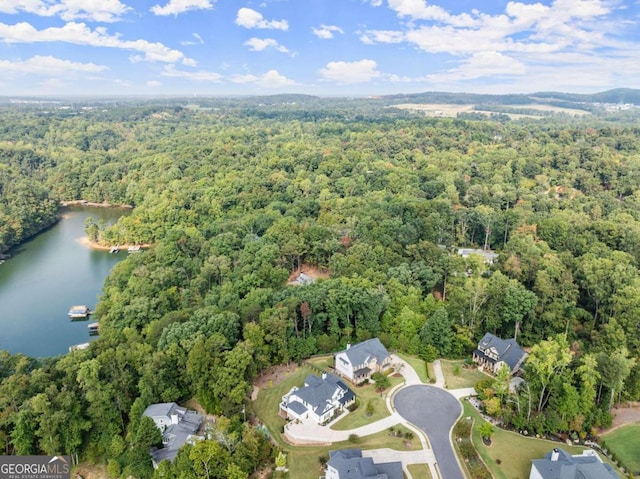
xmin=334 ymin=338 xmax=392 ymax=384
xmin=280 ymin=373 xmax=355 ymax=424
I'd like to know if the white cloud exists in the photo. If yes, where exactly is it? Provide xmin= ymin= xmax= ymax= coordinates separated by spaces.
xmin=312 ymin=24 xmax=344 ymax=39
xmin=359 ymin=29 xmax=404 ymax=45
xmin=428 ymin=51 xmax=527 ymax=82
xmin=161 ymin=64 xmax=222 ymax=81
xmin=244 ymin=37 xmax=290 ymax=54
xmin=235 ymin=8 xmax=288 ymax=30
xmin=0 ymin=55 xmax=107 ymax=75
xmin=181 ymin=33 xmax=204 ymax=45
xmin=151 ymin=0 xmax=214 ymax=16
xmin=368 ymin=0 xmax=383 ymax=6
xmin=231 ymin=69 xmax=295 ymax=88
xmin=319 ymin=59 xmax=381 ymax=83
xmin=0 ymin=21 xmax=194 ymax=64
xmin=146 ymin=80 xmax=162 ymax=87
xmin=0 ymin=0 xmax=131 ymax=23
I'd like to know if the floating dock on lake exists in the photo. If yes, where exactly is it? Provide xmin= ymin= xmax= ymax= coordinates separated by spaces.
xmin=109 ymin=246 xmax=120 ymax=254
xmin=127 ymin=245 xmax=141 ymax=253
xmin=68 ymin=305 xmax=92 ymax=319
xmin=88 ymin=322 xmax=99 ymax=335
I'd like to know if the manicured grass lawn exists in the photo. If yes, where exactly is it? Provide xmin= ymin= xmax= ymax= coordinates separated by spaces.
xmin=253 ymin=365 xmax=421 ymax=479
xmin=460 ymin=401 xmax=603 ymax=479
xmin=306 ymin=354 xmax=333 ymax=370
xmin=407 ymin=464 xmax=432 ymax=479
xmin=331 ymin=375 xmax=404 ymax=430
xmin=602 ymin=423 xmax=640 ymax=475
xmin=441 ymin=359 xmax=489 ymax=389
xmin=396 ymin=353 xmax=429 ymax=383
xmin=252 ymin=365 xmax=310 ymax=449
xmin=278 ymin=424 xmax=421 ymax=478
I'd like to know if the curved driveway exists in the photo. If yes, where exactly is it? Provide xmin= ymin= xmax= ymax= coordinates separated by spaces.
xmin=394 ymin=385 xmax=464 ymax=479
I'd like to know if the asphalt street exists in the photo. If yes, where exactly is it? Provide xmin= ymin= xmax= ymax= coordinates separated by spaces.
xmin=394 ymin=385 xmax=464 ymax=479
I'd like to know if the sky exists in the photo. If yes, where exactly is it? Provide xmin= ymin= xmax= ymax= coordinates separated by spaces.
xmin=1 ymin=0 xmax=639 ymax=97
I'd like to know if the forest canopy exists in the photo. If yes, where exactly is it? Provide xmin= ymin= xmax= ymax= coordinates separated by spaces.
xmin=1 ymin=99 xmax=640 ymax=476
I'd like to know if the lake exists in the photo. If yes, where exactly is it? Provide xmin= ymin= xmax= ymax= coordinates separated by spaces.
xmin=0 ymin=206 xmax=129 ymax=357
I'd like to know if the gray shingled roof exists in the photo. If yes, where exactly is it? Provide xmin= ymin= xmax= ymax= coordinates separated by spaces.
xmin=293 ymin=374 xmax=353 ymax=415
xmin=341 ymin=338 xmax=389 ymax=368
xmin=477 ymin=333 xmax=526 ymax=371
xmin=328 ymin=449 xmax=403 ymax=479
xmin=531 ymin=449 xmax=620 ymax=479
xmin=143 ymin=403 xmax=202 ymax=465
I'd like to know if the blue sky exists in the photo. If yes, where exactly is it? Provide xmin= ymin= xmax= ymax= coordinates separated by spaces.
xmin=1 ymin=0 xmax=639 ymax=96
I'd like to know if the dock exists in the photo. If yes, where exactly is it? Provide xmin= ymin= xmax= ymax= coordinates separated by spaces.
xmin=68 ymin=305 xmax=92 ymax=319
xmin=88 ymin=322 xmax=99 ymax=336
xmin=69 ymin=342 xmax=90 ymax=353
xmin=109 ymin=246 xmax=120 ymax=254
xmin=127 ymin=245 xmax=141 ymax=253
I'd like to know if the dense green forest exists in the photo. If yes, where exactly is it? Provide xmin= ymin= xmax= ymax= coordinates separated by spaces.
xmin=1 ymin=100 xmax=640 ymax=477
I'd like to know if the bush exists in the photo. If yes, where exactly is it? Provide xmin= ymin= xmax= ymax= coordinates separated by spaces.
xmin=107 ymin=459 xmax=121 ymax=478
xmin=404 ymin=432 xmax=414 ymax=440
xmin=348 ymin=434 xmax=360 ymax=444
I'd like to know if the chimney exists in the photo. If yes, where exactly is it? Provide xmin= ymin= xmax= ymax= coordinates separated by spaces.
xmin=322 ymin=373 xmax=327 ymax=380
xmin=551 ymin=448 xmax=559 ymax=462
xmin=346 ymin=343 xmax=351 ymax=350
xmin=170 ymin=413 xmax=179 ymax=425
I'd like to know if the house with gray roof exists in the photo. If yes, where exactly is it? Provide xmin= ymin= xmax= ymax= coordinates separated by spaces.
xmin=334 ymin=338 xmax=392 ymax=383
xmin=280 ymin=373 xmax=355 ymax=424
xmin=530 ymin=448 xmax=620 ymax=479
xmin=457 ymin=248 xmax=499 ymax=265
xmin=326 ymin=449 xmax=403 ymax=479
xmin=143 ymin=402 xmax=203 ymax=467
xmin=473 ymin=332 xmax=527 ymax=375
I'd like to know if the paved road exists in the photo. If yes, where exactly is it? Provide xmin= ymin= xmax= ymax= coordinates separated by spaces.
xmin=394 ymin=385 xmax=464 ymax=479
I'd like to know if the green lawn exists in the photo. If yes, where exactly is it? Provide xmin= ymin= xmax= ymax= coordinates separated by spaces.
xmin=306 ymin=354 xmax=333 ymax=370
xmin=441 ymin=359 xmax=489 ymax=389
xmin=460 ymin=401 xmax=603 ymax=479
xmin=331 ymin=375 xmax=404 ymax=430
xmin=602 ymin=423 xmax=640 ymax=476
xmin=252 ymin=364 xmax=422 ymax=479
xmin=407 ymin=464 xmax=432 ymax=479
xmin=396 ymin=353 xmax=429 ymax=383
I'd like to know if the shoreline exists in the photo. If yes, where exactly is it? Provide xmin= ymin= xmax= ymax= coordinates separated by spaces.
xmin=77 ymin=236 xmax=151 ymax=252
xmin=61 ymin=200 xmax=133 ymax=209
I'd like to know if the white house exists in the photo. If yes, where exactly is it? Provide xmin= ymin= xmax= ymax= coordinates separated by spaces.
xmin=457 ymin=248 xmax=499 ymax=265
xmin=530 ymin=448 xmax=620 ymax=479
xmin=334 ymin=338 xmax=392 ymax=383
xmin=280 ymin=373 xmax=355 ymax=424
xmin=142 ymin=402 xmax=203 ymax=466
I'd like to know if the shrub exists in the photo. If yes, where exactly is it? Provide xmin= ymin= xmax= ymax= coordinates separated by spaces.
xmin=348 ymin=434 xmax=360 ymax=444
xmin=404 ymin=432 xmax=414 ymax=440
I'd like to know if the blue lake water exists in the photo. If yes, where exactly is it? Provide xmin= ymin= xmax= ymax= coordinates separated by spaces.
xmin=0 ymin=207 xmax=128 ymax=357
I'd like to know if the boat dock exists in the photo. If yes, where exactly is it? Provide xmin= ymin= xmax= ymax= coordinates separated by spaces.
xmin=69 ymin=342 xmax=90 ymax=352
xmin=109 ymin=246 xmax=120 ymax=254
xmin=68 ymin=305 xmax=92 ymax=319
xmin=88 ymin=322 xmax=99 ymax=335
xmin=127 ymin=245 xmax=141 ymax=253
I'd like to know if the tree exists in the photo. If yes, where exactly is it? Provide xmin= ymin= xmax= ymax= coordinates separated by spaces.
xmin=478 ymin=421 xmax=494 ymax=441
xmin=525 ymin=335 xmax=573 ymax=412
xmin=420 ymin=308 xmax=454 ymax=357
xmin=502 ymin=279 xmax=537 ymax=341
xmin=371 ymin=372 xmax=391 ymax=392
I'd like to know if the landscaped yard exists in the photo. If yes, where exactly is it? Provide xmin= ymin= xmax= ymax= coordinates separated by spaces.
xmin=407 ymin=464 xmax=433 ymax=479
xmin=330 ymin=375 xmax=403 ymax=430
xmin=252 ymin=364 xmax=423 ymax=479
xmin=396 ymin=353 xmax=430 ymax=383
xmin=460 ymin=401 xmax=607 ymax=479
xmin=602 ymin=423 xmax=640 ymax=476
xmin=441 ymin=359 xmax=489 ymax=389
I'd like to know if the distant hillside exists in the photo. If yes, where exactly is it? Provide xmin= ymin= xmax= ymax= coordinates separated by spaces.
xmin=381 ymin=88 xmax=640 ymax=108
